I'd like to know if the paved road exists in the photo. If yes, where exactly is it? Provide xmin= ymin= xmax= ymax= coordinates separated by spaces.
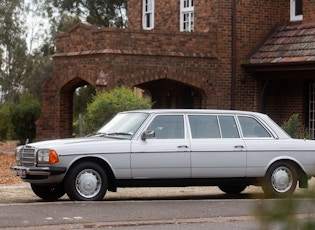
xmin=1 ymin=184 xmax=315 ymax=229
xmin=0 ymin=198 xmax=260 ymax=229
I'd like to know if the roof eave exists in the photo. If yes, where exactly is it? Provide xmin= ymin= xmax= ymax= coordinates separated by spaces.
xmin=242 ymin=61 xmax=315 ymax=73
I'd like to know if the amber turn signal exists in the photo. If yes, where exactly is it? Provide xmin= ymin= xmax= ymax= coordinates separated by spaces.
xmin=49 ymin=150 xmax=59 ymax=164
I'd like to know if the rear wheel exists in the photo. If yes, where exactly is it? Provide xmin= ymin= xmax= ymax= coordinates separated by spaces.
xmin=31 ymin=184 xmax=65 ymax=201
xmin=262 ymin=161 xmax=297 ymax=197
xmin=65 ymin=162 xmax=108 ymax=201
xmin=218 ymin=184 xmax=247 ymax=195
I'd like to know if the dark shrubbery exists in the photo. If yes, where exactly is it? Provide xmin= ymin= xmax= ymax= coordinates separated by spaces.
xmin=9 ymin=93 xmax=41 ymax=143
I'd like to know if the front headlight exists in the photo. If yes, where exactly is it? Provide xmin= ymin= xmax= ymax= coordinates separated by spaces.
xmin=15 ymin=146 xmax=22 ymax=162
xmin=37 ymin=149 xmax=59 ymax=164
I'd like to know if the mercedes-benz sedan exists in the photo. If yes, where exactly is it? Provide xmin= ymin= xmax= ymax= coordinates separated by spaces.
xmin=11 ymin=110 xmax=315 ymax=201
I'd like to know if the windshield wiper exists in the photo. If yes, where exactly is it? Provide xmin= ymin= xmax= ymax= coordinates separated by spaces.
xmin=106 ymin=132 xmax=132 ymax=136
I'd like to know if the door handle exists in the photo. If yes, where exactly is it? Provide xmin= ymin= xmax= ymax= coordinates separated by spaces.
xmin=178 ymin=145 xmax=189 ymax=149
xmin=234 ymin=145 xmax=245 ymax=149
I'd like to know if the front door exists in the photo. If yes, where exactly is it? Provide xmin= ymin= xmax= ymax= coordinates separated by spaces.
xmin=131 ymin=114 xmax=191 ymax=179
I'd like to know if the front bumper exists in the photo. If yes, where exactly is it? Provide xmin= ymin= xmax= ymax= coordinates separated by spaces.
xmin=11 ymin=166 xmax=67 ymax=179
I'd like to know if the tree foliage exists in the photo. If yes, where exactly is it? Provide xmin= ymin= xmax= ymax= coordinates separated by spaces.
xmin=82 ymin=86 xmax=152 ymax=135
xmin=0 ymin=0 xmax=28 ymax=102
xmin=9 ymin=93 xmax=41 ymax=143
xmin=46 ymin=0 xmax=128 ymax=28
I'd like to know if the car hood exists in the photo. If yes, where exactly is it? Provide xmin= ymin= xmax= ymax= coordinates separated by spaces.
xmin=21 ymin=136 xmax=130 ymax=155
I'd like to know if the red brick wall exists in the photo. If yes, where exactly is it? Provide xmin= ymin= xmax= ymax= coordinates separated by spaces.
xmin=263 ymin=81 xmax=307 ymax=126
xmin=304 ymin=0 xmax=315 ymax=21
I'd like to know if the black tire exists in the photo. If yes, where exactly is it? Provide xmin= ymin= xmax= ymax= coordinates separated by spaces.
xmin=31 ymin=184 xmax=65 ymax=201
xmin=262 ymin=161 xmax=298 ymax=198
xmin=218 ymin=184 xmax=247 ymax=195
xmin=64 ymin=162 xmax=108 ymax=201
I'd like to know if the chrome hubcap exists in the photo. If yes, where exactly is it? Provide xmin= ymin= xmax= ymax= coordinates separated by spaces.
xmin=271 ymin=166 xmax=293 ymax=193
xmin=75 ymin=169 xmax=101 ymax=198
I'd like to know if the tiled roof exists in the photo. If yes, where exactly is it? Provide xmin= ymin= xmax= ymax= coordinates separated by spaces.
xmin=249 ymin=21 xmax=315 ymax=64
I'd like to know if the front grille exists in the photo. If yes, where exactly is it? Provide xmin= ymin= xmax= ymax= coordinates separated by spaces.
xmin=18 ymin=146 xmax=36 ymax=167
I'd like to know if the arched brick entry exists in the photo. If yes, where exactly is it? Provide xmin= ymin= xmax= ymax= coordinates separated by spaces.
xmin=35 ymin=23 xmax=221 ymax=141
xmin=137 ymin=79 xmax=203 ymax=109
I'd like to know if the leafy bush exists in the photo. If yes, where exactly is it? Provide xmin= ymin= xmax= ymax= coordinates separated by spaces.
xmin=9 ymin=93 xmax=41 ymax=143
xmin=281 ymin=114 xmax=309 ymax=139
xmin=83 ymin=86 xmax=152 ymax=134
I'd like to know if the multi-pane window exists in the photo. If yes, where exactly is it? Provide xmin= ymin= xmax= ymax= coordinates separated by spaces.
xmin=309 ymin=83 xmax=315 ymax=139
xmin=143 ymin=0 xmax=154 ymax=30
xmin=180 ymin=0 xmax=194 ymax=32
xmin=290 ymin=0 xmax=303 ymax=21
xmin=188 ymin=115 xmax=240 ymax=139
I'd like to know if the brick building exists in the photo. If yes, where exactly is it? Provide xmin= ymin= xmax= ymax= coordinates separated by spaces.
xmin=36 ymin=0 xmax=315 ymax=140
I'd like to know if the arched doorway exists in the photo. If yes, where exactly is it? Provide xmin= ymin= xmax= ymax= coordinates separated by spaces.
xmin=60 ymin=77 xmax=95 ymax=138
xmin=136 ymin=79 xmax=203 ymax=109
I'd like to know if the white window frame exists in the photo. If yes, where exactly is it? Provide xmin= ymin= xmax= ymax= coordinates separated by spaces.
xmin=180 ymin=0 xmax=194 ymax=32
xmin=290 ymin=0 xmax=303 ymax=21
xmin=142 ymin=0 xmax=154 ymax=30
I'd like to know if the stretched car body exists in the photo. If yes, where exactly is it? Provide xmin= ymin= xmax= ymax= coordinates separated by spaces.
xmin=11 ymin=109 xmax=315 ymax=201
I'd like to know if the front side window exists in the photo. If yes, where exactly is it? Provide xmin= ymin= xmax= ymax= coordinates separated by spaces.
xmin=143 ymin=0 xmax=154 ymax=30
xmin=180 ymin=0 xmax=194 ymax=32
xmin=290 ymin=0 xmax=303 ymax=21
xmin=238 ymin=116 xmax=272 ymax=138
xmin=146 ymin=115 xmax=184 ymax=139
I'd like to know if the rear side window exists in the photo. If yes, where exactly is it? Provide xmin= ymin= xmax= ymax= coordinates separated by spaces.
xmin=189 ymin=115 xmax=220 ymax=138
xmin=188 ymin=115 xmax=239 ymax=138
xmin=238 ymin=116 xmax=272 ymax=138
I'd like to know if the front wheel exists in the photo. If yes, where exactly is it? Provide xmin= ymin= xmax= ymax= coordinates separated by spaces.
xmin=31 ymin=184 xmax=65 ymax=201
xmin=262 ymin=162 xmax=297 ymax=197
xmin=65 ymin=162 xmax=108 ymax=201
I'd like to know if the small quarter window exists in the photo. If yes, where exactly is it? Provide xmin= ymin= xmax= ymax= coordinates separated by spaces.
xmin=218 ymin=116 xmax=240 ymax=138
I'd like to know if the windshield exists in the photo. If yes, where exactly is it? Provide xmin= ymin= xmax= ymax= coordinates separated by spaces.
xmin=97 ymin=112 xmax=149 ymax=139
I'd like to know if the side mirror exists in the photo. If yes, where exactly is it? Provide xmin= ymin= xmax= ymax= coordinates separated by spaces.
xmin=141 ymin=130 xmax=155 ymax=140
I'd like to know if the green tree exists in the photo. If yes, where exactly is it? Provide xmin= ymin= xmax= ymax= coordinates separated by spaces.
xmin=9 ymin=93 xmax=41 ymax=143
xmin=0 ymin=0 xmax=28 ymax=102
xmin=83 ymin=86 xmax=152 ymax=134
xmin=45 ymin=0 xmax=127 ymax=28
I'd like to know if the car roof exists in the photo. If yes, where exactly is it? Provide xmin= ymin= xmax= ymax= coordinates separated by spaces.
xmin=122 ymin=109 xmax=266 ymax=116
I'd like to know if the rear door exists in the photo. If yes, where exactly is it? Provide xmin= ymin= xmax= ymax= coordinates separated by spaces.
xmin=189 ymin=114 xmax=247 ymax=178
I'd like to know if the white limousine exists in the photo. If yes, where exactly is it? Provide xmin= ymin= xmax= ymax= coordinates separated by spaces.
xmin=11 ymin=109 xmax=315 ymax=201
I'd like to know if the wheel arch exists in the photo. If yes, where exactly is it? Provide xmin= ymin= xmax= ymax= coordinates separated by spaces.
xmin=266 ymin=159 xmax=308 ymax=188
xmin=65 ymin=156 xmax=117 ymax=192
